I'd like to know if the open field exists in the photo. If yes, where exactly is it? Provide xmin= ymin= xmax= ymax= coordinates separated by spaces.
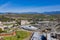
xmin=4 ymin=31 xmax=31 ymax=40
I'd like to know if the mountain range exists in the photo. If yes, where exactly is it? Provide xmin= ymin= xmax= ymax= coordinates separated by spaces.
xmin=0 ymin=11 xmax=60 ymax=15
xmin=43 ymin=11 xmax=60 ymax=15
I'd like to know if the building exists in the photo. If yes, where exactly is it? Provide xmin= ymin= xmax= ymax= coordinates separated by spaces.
xmin=21 ymin=20 xmax=30 ymax=25
xmin=0 ymin=21 xmax=13 ymax=30
xmin=0 ymin=21 xmax=4 ymax=30
xmin=20 ymin=25 xmax=38 ymax=30
xmin=2 ymin=21 xmax=16 ymax=24
xmin=31 ymin=32 xmax=41 ymax=40
xmin=0 ymin=31 xmax=16 ymax=37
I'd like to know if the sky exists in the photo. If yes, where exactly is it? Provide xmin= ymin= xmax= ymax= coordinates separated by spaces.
xmin=0 ymin=0 xmax=60 ymax=13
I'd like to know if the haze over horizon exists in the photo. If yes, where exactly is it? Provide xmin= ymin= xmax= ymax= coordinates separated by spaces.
xmin=0 ymin=0 xmax=60 ymax=13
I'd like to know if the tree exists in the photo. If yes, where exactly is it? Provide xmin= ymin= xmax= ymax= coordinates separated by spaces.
xmin=0 ymin=28 xmax=3 ymax=33
xmin=17 ymin=35 xmax=20 ymax=38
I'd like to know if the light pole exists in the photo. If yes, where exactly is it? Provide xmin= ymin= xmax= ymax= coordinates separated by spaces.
xmin=45 ymin=29 xmax=48 ymax=40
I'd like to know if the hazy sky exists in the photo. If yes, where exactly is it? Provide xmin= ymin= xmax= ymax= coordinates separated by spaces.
xmin=0 ymin=0 xmax=60 ymax=13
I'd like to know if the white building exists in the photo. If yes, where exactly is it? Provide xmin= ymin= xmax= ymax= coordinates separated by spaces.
xmin=31 ymin=32 xmax=41 ymax=40
xmin=0 ymin=21 xmax=4 ymax=30
xmin=2 ymin=21 xmax=16 ymax=24
xmin=20 ymin=25 xmax=38 ymax=30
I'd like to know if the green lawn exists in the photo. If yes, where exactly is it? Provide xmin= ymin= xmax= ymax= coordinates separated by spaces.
xmin=4 ymin=31 xmax=31 ymax=40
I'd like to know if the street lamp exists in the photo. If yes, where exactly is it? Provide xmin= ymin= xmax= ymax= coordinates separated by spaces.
xmin=45 ymin=29 xmax=48 ymax=40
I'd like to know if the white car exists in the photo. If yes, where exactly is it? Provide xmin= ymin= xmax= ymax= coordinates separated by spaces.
xmin=20 ymin=25 xmax=38 ymax=30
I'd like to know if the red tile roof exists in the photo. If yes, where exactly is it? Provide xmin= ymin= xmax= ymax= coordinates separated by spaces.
xmin=0 ymin=31 xmax=16 ymax=36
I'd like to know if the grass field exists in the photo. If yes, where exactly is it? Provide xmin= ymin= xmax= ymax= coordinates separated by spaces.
xmin=4 ymin=31 xmax=31 ymax=40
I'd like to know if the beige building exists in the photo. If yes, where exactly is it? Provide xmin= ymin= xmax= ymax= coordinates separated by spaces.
xmin=21 ymin=20 xmax=30 ymax=25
